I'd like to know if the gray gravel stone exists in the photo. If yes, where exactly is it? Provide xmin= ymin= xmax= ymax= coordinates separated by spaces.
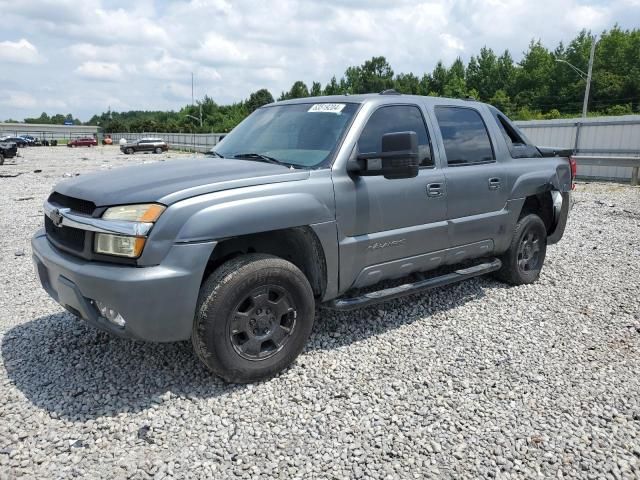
xmin=1 ymin=147 xmax=639 ymax=479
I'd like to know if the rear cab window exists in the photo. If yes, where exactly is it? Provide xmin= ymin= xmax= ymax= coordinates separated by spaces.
xmin=488 ymin=107 xmax=541 ymax=158
xmin=358 ymin=104 xmax=434 ymax=167
xmin=434 ymin=106 xmax=495 ymax=166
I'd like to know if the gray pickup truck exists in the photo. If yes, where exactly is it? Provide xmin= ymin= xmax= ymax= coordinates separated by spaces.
xmin=32 ymin=93 xmax=573 ymax=383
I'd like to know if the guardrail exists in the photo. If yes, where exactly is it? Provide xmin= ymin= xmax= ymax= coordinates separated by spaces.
xmin=574 ymin=155 xmax=640 ymax=185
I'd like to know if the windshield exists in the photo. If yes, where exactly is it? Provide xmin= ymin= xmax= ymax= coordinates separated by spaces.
xmin=214 ymin=102 xmax=359 ymax=168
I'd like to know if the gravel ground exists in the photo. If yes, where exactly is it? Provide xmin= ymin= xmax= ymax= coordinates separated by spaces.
xmin=1 ymin=146 xmax=639 ymax=479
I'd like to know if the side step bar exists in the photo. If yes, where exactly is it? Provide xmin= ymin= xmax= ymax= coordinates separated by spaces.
xmin=323 ymin=258 xmax=502 ymax=311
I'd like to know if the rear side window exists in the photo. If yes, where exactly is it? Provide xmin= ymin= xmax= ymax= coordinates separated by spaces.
xmin=435 ymin=106 xmax=494 ymax=166
xmin=488 ymin=107 xmax=540 ymax=158
xmin=358 ymin=105 xmax=434 ymax=167
xmin=496 ymin=114 xmax=525 ymax=148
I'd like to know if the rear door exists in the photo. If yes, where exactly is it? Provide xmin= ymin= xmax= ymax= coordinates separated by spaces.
xmin=431 ymin=104 xmax=511 ymax=250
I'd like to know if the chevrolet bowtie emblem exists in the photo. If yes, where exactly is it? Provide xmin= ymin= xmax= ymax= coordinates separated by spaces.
xmin=50 ymin=208 xmax=64 ymax=227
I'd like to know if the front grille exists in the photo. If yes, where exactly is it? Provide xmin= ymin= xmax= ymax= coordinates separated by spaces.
xmin=48 ymin=192 xmax=96 ymax=215
xmin=45 ymin=215 xmax=86 ymax=252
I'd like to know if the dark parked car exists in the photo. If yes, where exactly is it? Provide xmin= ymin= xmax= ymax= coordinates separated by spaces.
xmin=0 ymin=136 xmax=28 ymax=147
xmin=0 ymin=141 xmax=17 ymax=165
xmin=68 ymin=137 xmax=98 ymax=147
xmin=120 ymin=138 xmax=168 ymax=154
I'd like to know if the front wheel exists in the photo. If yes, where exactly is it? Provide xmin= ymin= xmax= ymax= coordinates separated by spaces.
xmin=494 ymin=213 xmax=547 ymax=285
xmin=192 ymin=254 xmax=315 ymax=383
xmin=125 ymin=147 xmax=134 ymax=154
xmin=0 ymin=154 xmax=4 ymax=165
xmin=154 ymin=147 xmax=163 ymax=154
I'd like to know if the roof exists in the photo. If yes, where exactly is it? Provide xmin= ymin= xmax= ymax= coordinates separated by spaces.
xmin=271 ymin=93 xmax=485 ymax=108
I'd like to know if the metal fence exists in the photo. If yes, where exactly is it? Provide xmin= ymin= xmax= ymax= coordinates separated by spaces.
xmin=516 ymin=115 xmax=640 ymax=182
xmin=109 ymin=132 xmax=226 ymax=153
xmin=0 ymin=123 xmax=99 ymax=143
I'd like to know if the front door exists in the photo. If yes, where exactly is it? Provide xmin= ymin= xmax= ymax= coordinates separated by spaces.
xmin=334 ymin=103 xmax=449 ymax=291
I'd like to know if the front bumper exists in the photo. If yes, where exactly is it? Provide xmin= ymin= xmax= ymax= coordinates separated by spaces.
xmin=32 ymin=229 xmax=216 ymax=342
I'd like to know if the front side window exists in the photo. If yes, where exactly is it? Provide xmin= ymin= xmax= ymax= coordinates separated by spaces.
xmin=215 ymin=102 xmax=359 ymax=168
xmin=435 ymin=106 xmax=494 ymax=166
xmin=358 ymin=105 xmax=433 ymax=167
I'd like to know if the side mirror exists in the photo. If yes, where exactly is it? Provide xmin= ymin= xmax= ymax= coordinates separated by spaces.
xmin=349 ymin=131 xmax=420 ymax=179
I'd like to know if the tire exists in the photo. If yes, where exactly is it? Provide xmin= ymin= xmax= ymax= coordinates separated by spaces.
xmin=126 ymin=147 xmax=134 ymax=155
xmin=192 ymin=254 xmax=315 ymax=383
xmin=0 ymin=154 xmax=4 ymax=166
xmin=154 ymin=147 xmax=163 ymax=154
xmin=494 ymin=213 xmax=547 ymax=285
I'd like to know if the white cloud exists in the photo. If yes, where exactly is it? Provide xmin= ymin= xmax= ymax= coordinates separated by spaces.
xmin=0 ymin=0 xmax=638 ymax=121
xmin=75 ymin=61 xmax=123 ymax=81
xmin=440 ymin=33 xmax=465 ymax=52
xmin=0 ymin=91 xmax=38 ymax=108
xmin=0 ymin=39 xmax=42 ymax=64
xmin=163 ymin=82 xmax=194 ymax=102
xmin=193 ymin=33 xmax=250 ymax=66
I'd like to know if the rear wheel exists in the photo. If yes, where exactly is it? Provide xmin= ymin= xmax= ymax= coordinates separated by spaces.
xmin=494 ymin=213 xmax=547 ymax=285
xmin=154 ymin=147 xmax=163 ymax=154
xmin=125 ymin=147 xmax=134 ymax=154
xmin=192 ymin=254 xmax=315 ymax=383
xmin=0 ymin=154 xmax=4 ymax=165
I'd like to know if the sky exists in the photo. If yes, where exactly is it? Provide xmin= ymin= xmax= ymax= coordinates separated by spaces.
xmin=1 ymin=0 xmax=639 ymax=122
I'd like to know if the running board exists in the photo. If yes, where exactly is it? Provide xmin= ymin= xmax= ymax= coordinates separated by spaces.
xmin=324 ymin=258 xmax=502 ymax=311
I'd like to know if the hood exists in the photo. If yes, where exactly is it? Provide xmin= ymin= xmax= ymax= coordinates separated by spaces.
xmin=54 ymin=157 xmax=310 ymax=206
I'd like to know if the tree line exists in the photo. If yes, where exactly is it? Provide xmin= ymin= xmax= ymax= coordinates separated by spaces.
xmin=12 ymin=26 xmax=640 ymax=133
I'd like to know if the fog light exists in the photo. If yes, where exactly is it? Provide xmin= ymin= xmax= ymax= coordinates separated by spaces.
xmin=95 ymin=301 xmax=126 ymax=328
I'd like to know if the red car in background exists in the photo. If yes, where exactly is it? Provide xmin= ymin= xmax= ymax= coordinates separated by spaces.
xmin=68 ymin=137 xmax=97 ymax=147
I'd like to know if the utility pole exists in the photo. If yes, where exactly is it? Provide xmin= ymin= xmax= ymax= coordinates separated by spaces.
xmin=582 ymin=35 xmax=596 ymax=118
xmin=191 ymin=72 xmax=194 ymax=106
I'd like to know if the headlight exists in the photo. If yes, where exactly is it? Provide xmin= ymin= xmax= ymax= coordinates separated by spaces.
xmin=95 ymin=203 xmax=165 ymax=258
xmin=102 ymin=203 xmax=165 ymax=222
xmin=95 ymin=234 xmax=146 ymax=257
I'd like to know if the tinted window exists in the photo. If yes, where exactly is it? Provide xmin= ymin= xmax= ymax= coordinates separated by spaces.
xmin=358 ymin=105 xmax=433 ymax=167
xmin=435 ymin=107 xmax=494 ymax=165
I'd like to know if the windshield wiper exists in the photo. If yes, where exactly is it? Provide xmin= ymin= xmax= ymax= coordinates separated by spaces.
xmin=206 ymin=149 xmax=224 ymax=158
xmin=232 ymin=152 xmax=294 ymax=168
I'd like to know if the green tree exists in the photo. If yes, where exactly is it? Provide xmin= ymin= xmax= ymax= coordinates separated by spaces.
xmin=513 ymin=40 xmax=555 ymax=111
xmin=393 ymin=73 xmax=421 ymax=94
xmin=310 ymin=81 xmax=322 ymax=96
xmin=245 ymin=89 xmax=274 ymax=113
xmin=466 ymin=47 xmax=499 ymax=101
xmin=323 ymin=76 xmax=341 ymax=95
xmin=490 ymin=89 xmax=514 ymax=115
xmin=279 ymin=81 xmax=310 ymax=100
xmin=443 ymin=58 xmax=468 ymax=98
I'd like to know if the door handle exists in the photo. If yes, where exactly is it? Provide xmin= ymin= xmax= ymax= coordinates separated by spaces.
xmin=426 ymin=183 xmax=444 ymax=197
xmin=488 ymin=178 xmax=501 ymax=190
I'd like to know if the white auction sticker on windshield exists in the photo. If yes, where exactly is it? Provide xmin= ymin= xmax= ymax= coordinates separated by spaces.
xmin=308 ymin=103 xmax=346 ymax=113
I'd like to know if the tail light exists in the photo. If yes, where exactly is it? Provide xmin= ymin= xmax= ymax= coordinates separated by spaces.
xmin=569 ymin=156 xmax=577 ymax=190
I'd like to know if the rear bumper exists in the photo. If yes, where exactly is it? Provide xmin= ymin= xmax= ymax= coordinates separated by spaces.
xmin=31 ymin=229 xmax=216 ymax=342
